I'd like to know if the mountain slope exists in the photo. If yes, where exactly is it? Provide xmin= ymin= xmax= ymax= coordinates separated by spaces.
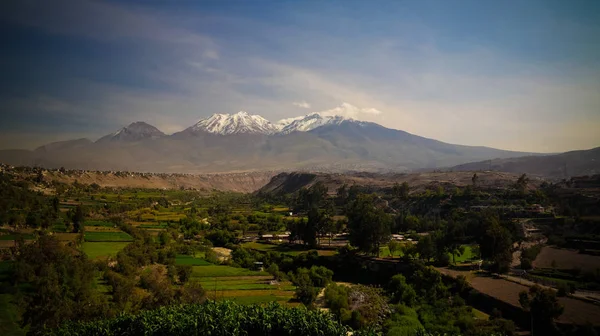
xmin=278 ymin=113 xmax=362 ymax=134
xmin=0 ymin=114 xmax=552 ymax=174
xmin=96 ymin=122 xmax=165 ymax=143
xmin=187 ymin=111 xmax=279 ymax=135
xmin=35 ymin=138 xmax=92 ymax=152
xmin=448 ymin=147 xmax=600 ymax=178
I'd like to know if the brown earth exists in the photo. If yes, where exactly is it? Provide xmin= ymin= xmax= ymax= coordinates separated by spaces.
xmin=438 ymin=268 xmax=600 ymax=326
xmin=534 ymin=247 xmax=600 ymax=272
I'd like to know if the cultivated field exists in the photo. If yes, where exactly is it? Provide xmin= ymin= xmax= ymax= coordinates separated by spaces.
xmin=534 ymin=247 xmax=600 ymax=272
xmin=188 ymin=262 xmax=296 ymax=305
xmin=82 ymin=242 xmax=130 ymax=259
xmin=84 ymin=231 xmax=134 ymax=242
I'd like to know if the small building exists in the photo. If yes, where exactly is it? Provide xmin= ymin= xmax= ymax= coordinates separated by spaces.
xmin=260 ymin=234 xmax=274 ymax=240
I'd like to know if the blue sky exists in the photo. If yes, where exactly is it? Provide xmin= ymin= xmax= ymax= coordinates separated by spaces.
xmin=0 ymin=0 xmax=599 ymax=152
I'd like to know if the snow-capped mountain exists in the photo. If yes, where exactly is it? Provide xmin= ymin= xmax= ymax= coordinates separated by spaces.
xmin=277 ymin=113 xmax=363 ymax=134
xmin=96 ymin=122 xmax=165 ymax=143
xmin=181 ymin=111 xmax=369 ymax=135
xmin=188 ymin=111 xmax=280 ymax=135
xmin=1 ymin=109 xmax=541 ymax=174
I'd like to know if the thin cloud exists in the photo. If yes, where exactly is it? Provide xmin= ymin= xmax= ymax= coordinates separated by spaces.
xmin=317 ymin=103 xmax=382 ymax=119
xmin=292 ymin=101 xmax=311 ymax=108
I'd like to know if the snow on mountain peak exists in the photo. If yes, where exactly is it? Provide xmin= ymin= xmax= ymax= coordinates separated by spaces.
xmin=191 ymin=111 xmax=279 ymax=135
xmin=277 ymin=112 xmax=357 ymax=134
xmin=187 ymin=105 xmax=370 ymax=136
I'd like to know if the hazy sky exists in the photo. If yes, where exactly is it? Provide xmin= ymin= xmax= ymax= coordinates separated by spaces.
xmin=1 ymin=0 xmax=599 ymax=152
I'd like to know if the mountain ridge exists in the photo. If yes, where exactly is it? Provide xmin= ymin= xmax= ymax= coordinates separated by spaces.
xmin=0 ymin=113 xmax=545 ymax=174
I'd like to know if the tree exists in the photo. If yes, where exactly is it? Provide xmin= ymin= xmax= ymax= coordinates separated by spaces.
xmin=388 ymin=274 xmax=417 ymax=306
xmin=451 ymin=244 xmax=466 ymax=265
xmin=25 ymin=211 xmax=40 ymax=228
xmin=51 ymin=197 xmax=60 ymax=213
xmin=158 ymin=231 xmax=171 ymax=246
xmin=516 ymin=174 xmax=530 ymax=195
xmin=392 ymin=182 xmax=410 ymax=199
xmin=296 ymin=181 xmax=328 ymax=213
xmin=294 ymin=272 xmax=319 ymax=306
xmin=71 ymin=205 xmax=85 ymax=233
xmin=15 ymin=236 xmax=109 ymax=331
xmin=388 ymin=239 xmax=401 ymax=258
xmin=472 ymin=173 xmax=480 ymax=188
xmin=521 ymin=258 xmax=533 ymax=270
xmin=336 ymin=184 xmax=348 ymax=203
xmin=347 ymin=194 xmax=392 ymax=256
xmin=416 ymin=235 xmax=435 ymax=262
xmin=519 ymin=285 xmax=564 ymax=335
xmin=478 ymin=216 xmax=513 ymax=273
xmin=303 ymin=207 xmax=320 ymax=247
xmin=176 ymin=265 xmax=193 ymax=284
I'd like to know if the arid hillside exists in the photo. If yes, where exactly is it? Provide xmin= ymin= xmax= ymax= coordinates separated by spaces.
xmin=259 ymin=171 xmax=544 ymax=195
xmin=26 ymin=169 xmax=277 ymax=193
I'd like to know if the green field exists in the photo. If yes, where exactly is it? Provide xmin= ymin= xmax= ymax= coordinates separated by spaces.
xmin=379 ymin=244 xmax=477 ymax=262
xmin=379 ymin=246 xmax=405 ymax=257
xmin=188 ymin=262 xmax=295 ymax=304
xmin=85 ymin=220 xmax=116 ymax=227
xmin=192 ymin=265 xmax=267 ymax=278
xmin=197 ymin=278 xmax=294 ymax=291
xmin=242 ymin=242 xmax=336 ymax=256
xmin=84 ymin=231 xmax=134 ymax=242
xmin=0 ymin=234 xmax=35 ymax=241
xmin=451 ymin=245 xmax=477 ymax=263
xmin=82 ymin=242 xmax=131 ymax=259
xmin=191 ymin=264 xmax=294 ymax=305
xmin=175 ymin=255 xmax=212 ymax=266
xmin=139 ymin=223 xmax=169 ymax=229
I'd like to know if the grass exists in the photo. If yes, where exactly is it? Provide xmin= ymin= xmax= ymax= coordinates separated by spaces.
xmin=451 ymin=245 xmax=477 ymax=263
xmin=191 ymin=265 xmax=267 ymax=278
xmin=472 ymin=308 xmax=489 ymax=320
xmin=84 ymin=231 xmax=134 ymax=242
xmin=82 ymin=242 xmax=130 ymax=259
xmin=379 ymin=246 xmax=405 ymax=257
xmin=175 ymin=254 xmax=212 ymax=266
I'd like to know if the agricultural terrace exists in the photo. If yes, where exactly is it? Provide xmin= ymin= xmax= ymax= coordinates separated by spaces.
xmin=175 ymin=254 xmax=296 ymax=305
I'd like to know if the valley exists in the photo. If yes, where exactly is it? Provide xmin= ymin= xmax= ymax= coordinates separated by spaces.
xmin=1 ymin=163 xmax=600 ymax=335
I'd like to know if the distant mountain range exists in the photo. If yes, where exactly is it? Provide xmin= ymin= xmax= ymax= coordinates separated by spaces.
xmin=0 ymin=110 xmax=586 ymax=175
xmin=447 ymin=147 xmax=600 ymax=178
